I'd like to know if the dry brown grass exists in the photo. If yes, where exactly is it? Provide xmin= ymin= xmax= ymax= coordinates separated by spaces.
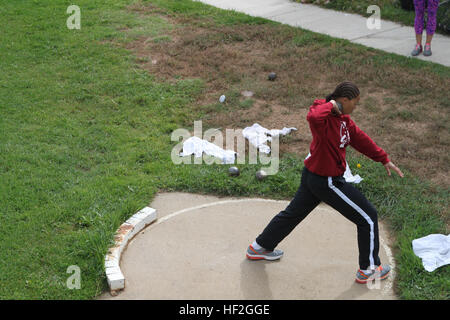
xmin=123 ymin=1 xmax=449 ymax=189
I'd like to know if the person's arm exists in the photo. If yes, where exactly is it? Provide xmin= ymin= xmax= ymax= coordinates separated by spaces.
xmin=348 ymin=119 xmax=404 ymax=177
xmin=307 ymin=100 xmax=341 ymax=124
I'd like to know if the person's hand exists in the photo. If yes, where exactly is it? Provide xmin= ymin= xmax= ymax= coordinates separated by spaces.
xmin=384 ymin=161 xmax=404 ymax=178
xmin=330 ymin=100 xmax=342 ymax=116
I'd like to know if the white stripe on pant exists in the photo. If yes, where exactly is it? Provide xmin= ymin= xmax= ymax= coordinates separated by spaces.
xmin=327 ymin=177 xmax=376 ymax=270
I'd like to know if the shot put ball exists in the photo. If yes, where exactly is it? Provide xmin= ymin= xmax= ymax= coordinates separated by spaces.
xmin=256 ymin=169 xmax=267 ymax=180
xmin=228 ymin=166 xmax=240 ymax=177
xmin=268 ymin=72 xmax=277 ymax=81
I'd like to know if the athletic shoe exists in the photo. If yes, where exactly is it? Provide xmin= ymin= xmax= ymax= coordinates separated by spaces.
xmin=355 ymin=264 xmax=391 ymax=284
xmin=246 ymin=244 xmax=283 ymax=261
xmin=411 ymin=44 xmax=422 ymax=56
xmin=423 ymin=44 xmax=432 ymax=56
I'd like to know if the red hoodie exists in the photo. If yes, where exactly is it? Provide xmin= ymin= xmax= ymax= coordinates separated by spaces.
xmin=304 ymin=99 xmax=389 ymax=177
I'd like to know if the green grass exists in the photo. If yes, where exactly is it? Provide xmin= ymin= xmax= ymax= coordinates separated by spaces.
xmin=0 ymin=0 xmax=448 ymax=299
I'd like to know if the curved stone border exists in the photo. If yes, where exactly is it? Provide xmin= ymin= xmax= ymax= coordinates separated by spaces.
xmin=105 ymin=206 xmax=157 ymax=295
xmin=104 ymin=198 xmax=396 ymax=297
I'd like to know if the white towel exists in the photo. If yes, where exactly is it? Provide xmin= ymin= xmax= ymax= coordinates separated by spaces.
xmin=179 ymin=123 xmax=297 ymax=164
xmin=305 ymin=153 xmax=363 ymax=184
xmin=180 ymin=136 xmax=236 ymax=164
xmin=343 ymin=161 xmax=363 ymax=184
xmin=412 ymin=234 xmax=450 ymax=272
xmin=242 ymin=123 xmax=297 ymax=154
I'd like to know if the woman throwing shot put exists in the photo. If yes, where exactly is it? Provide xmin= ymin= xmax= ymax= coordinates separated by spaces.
xmin=246 ymin=81 xmax=404 ymax=284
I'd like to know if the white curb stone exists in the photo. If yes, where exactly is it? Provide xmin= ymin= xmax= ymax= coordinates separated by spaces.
xmin=105 ymin=206 xmax=157 ymax=295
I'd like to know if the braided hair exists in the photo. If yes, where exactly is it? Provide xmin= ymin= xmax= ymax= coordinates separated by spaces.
xmin=325 ymin=81 xmax=360 ymax=102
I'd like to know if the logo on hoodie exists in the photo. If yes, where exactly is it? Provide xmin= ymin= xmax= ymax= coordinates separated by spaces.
xmin=339 ymin=121 xmax=350 ymax=148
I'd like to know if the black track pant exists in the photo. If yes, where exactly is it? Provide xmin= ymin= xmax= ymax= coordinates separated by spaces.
xmin=256 ymin=166 xmax=381 ymax=270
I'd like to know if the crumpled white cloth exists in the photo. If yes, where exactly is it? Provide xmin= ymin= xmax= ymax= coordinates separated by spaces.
xmin=343 ymin=161 xmax=363 ymax=184
xmin=412 ymin=234 xmax=450 ymax=272
xmin=242 ymin=123 xmax=297 ymax=154
xmin=305 ymin=153 xmax=363 ymax=184
xmin=180 ymin=136 xmax=236 ymax=164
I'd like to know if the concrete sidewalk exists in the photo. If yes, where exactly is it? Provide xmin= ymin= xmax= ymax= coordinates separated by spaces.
xmin=99 ymin=192 xmax=397 ymax=300
xmin=195 ymin=0 xmax=450 ymax=67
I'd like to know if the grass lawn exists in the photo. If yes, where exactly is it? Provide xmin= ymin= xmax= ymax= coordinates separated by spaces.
xmin=0 ymin=0 xmax=448 ymax=299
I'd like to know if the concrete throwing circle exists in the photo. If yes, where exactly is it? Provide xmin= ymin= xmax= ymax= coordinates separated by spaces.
xmin=99 ymin=192 xmax=396 ymax=300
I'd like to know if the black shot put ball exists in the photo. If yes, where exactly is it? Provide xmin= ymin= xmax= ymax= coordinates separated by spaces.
xmin=228 ymin=166 xmax=240 ymax=177
xmin=256 ymin=169 xmax=267 ymax=180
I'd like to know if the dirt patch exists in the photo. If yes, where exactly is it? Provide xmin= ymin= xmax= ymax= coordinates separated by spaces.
xmin=120 ymin=1 xmax=449 ymax=191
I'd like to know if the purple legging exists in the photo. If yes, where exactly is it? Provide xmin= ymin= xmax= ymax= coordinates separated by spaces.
xmin=414 ymin=0 xmax=440 ymax=35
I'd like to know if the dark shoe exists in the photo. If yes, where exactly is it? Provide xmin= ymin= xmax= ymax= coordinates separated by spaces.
xmin=423 ymin=44 xmax=432 ymax=56
xmin=411 ymin=44 xmax=422 ymax=56
xmin=355 ymin=265 xmax=391 ymax=284
xmin=246 ymin=244 xmax=283 ymax=261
